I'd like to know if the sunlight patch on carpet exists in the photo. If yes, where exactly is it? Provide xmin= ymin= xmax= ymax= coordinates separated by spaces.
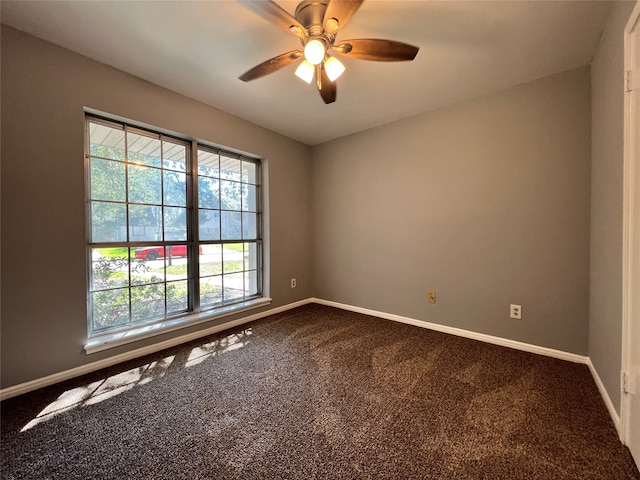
xmin=20 ymin=355 xmax=175 ymax=432
xmin=185 ymin=328 xmax=253 ymax=367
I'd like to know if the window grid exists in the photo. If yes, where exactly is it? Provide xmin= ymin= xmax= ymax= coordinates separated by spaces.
xmin=196 ymin=147 xmax=262 ymax=314
xmin=86 ymin=115 xmax=262 ymax=336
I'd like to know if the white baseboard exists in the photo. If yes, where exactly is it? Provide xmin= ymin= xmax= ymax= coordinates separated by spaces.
xmin=0 ymin=298 xmax=313 ymax=401
xmin=586 ymin=358 xmax=621 ymax=436
xmin=1 ymin=296 xmax=621 ymax=438
xmin=312 ymin=298 xmax=589 ymax=364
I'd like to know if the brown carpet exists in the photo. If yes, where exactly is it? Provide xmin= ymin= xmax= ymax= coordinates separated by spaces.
xmin=1 ymin=304 xmax=639 ymax=479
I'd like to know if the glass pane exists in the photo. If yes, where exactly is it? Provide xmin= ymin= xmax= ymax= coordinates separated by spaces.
xmin=245 ymin=270 xmax=258 ymax=296
xmin=198 ymin=177 xmax=219 ymax=209
xmin=198 ymin=149 xmax=219 ymax=177
xmin=131 ymin=284 xmax=165 ymax=322
xmin=200 ymin=245 xmax=222 ymax=276
xmin=129 ymin=205 xmax=162 ymax=241
xmin=242 ymin=184 xmax=257 ymax=212
xmin=167 ymin=280 xmax=188 ymax=314
xmin=223 ymin=273 xmax=244 ymax=303
xmin=221 ymin=211 xmax=241 ymax=240
xmin=220 ymin=180 xmax=241 ymax=210
xmin=223 ymin=244 xmax=244 ymax=273
xmin=165 ymin=246 xmax=189 ymax=280
xmin=127 ymin=131 xmax=161 ymax=167
xmin=128 ymin=165 xmax=161 ymax=204
xmin=163 ymin=142 xmax=187 ymax=172
xmin=244 ymin=242 xmax=258 ymax=271
xmin=164 ymin=207 xmax=187 ymax=241
xmin=91 ymin=201 xmax=126 ymax=243
xmin=90 ymin=158 xmax=125 ymax=201
xmin=242 ymin=160 xmax=257 ymax=184
xmin=131 ymin=248 xmax=165 ymax=285
xmin=199 ymin=209 xmax=220 ymax=241
xmin=220 ymin=156 xmax=241 ymax=181
xmin=200 ymin=276 xmax=223 ymax=307
xmin=242 ymin=213 xmax=257 ymax=240
xmin=89 ymin=122 xmax=125 ymax=160
xmin=91 ymin=248 xmax=130 ymax=290
xmin=92 ymin=288 xmax=129 ymax=331
xmin=164 ymin=171 xmax=186 ymax=206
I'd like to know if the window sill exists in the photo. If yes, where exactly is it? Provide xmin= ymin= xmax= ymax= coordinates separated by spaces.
xmin=85 ymin=297 xmax=272 ymax=355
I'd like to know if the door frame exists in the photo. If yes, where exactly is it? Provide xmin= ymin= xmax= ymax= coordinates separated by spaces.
xmin=622 ymin=0 xmax=640 ymax=448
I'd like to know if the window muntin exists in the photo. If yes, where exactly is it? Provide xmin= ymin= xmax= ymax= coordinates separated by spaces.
xmin=86 ymin=116 xmax=262 ymax=336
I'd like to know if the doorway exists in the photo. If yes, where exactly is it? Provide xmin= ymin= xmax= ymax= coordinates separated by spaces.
xmin=622 ymin=1 xmax=640 ymax=468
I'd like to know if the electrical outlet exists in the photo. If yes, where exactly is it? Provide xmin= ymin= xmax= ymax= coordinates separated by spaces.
xmin=291 ymin=278 xmax=297 ymax=288
xmin=427 ymin=291 xmax=436 ymax=304
xmin=510 ymin=304 xmax=522 ymax=319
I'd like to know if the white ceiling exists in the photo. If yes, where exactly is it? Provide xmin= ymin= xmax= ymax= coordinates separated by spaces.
xmin=1 ymin=0 xmax=613 ymax=145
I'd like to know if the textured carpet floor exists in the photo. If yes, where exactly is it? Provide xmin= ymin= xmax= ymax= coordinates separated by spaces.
xmin=1 ymin=304 xmax=639 ymax=479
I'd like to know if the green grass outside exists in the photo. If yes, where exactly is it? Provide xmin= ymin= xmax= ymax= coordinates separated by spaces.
xmin=160 ymin=260 xmax=244 ymax=276
xmin=99 ymin=247 xmax=130 ymax=258
xmin=223 ymin=243 xmax=245 ymax=252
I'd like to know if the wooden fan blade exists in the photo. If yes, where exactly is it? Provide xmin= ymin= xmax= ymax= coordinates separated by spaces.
xmin=239 ymin=0 xmax=305 ymax=37
xmin=317 ymin=64 xmax=336 ymax=104
xmin=334 ymin=39 xmax=419 ymax=61
xmin=323 ymin=0 xmax=364 ymax=33
xmin=239 ymin=50 xmax=303 ymax=81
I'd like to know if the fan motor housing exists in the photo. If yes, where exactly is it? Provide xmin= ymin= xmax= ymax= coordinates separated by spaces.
xmin=295 ymin=0 xmax=329 ymax=31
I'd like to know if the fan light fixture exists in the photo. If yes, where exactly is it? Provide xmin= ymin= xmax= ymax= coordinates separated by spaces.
xmin=298 ymin=39 xmax=343 ymax=85
xmin=295 ymin=60 xmax=315 ymax=84
xmin=324 ymin=56 xmax=345 ymax=81
xmin=304 ymin=39 xmax=326 ymax=65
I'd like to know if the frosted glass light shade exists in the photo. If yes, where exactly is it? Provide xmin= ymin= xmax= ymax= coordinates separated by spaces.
xmin=304 ymin=39 xmax=326 ymax=65
xmin=324 ymin=56 xmax=345 ymax=81
xmin=295 ymin=60 xmax=315 ymax=84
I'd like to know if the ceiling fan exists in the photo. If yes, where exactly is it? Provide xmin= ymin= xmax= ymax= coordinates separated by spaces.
xmin=238 ymin=0 xmax=419 ymax=104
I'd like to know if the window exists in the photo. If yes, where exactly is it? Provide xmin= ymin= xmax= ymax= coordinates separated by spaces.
xmin=86 ymin=115 xmax=264 ymax=343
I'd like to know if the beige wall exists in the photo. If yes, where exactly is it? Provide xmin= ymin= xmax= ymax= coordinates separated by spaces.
xmin=312 ymin=67 xmax=592 ymax=355
xmin=590 ymin=0 xmax=637 ymax=416
xmin=0 ymin=26 xmax=313 ymax=388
